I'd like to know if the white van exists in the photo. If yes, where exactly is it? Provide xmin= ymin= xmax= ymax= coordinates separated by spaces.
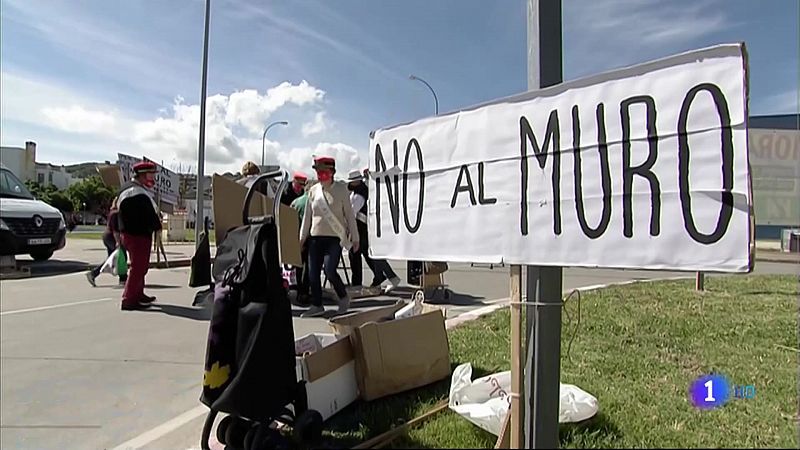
xmin=0 ymin=164 xmax=67 ymax=261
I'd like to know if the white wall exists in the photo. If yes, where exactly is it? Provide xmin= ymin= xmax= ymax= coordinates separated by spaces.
xmin=0 ymin=147 xmax=27 ymax=179
xmin=35 ymin=167 xmax=75 ymax=190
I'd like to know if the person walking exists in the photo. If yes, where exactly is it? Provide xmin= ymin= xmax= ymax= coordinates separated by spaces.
xmin=281 ymin=171 xmax=308 ymax=206
xmin=290 ymin=181 xmax=311 ymax=305
xmin=299 ymin=156 xmax=359 ymax=317
xmin=86 ymin=197 xmax=127 ymax=286
xmin=346 ymin=170 xmax=401 ymax=293
xmin=117 ymin=161 xmax=162 ymax=311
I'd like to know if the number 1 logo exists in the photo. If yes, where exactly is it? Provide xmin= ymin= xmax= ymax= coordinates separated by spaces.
xmin=690 ymin=374 xmax=729 ymax=409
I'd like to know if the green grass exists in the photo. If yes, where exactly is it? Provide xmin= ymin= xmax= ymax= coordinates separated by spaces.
xmin=323 ymin=275 xmax=799 ymax=449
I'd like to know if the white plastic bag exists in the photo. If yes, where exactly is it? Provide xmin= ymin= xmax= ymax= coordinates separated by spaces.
xmin=99 ymin=249 xmax=119 ymax=276
xmin=448 ymin=363 xmax=599 ymax=436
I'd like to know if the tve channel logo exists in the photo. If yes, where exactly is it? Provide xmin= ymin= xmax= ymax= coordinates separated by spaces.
xmin=689 ymin=374 xmax=756 ymax=409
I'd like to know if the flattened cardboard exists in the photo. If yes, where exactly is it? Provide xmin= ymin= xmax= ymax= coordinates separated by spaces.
xmin=295 ymin=333 xmax=359 ymax=421
xmin=328 ymin=301 xmax=451 ymax=401
xmin=299 ymin=334 xmax=354 ymax=382
xmin=97 ymin=164 xmax=122 ymax=189
xmin=212 ymin=174 xmax=302 ymax=266
xmin=328 ymin=301 xmax=405 ymax=338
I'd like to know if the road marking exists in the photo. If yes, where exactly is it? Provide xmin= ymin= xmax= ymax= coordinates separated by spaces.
xmin=109 ymin=405 xmax=208 ymax=450
xmin=0 ymin=298 xmax=113 ymax=316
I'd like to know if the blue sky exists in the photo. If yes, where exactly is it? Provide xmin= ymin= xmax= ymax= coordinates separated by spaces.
xmin=1 ymin=0 xmax=797 ymax=175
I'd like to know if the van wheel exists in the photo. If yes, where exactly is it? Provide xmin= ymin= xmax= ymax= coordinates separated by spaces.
xmin=30 ymin=250 xmax=53 ymax=261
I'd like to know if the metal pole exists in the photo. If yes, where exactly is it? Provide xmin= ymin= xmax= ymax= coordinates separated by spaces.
xmin=195 ymin=0 xmax=210 ymax=247
xmin=407 ymin=74 xmax=439 ymax=287
xmin=261 ymin=121 xmax=289 ymax=167
xmin=524 ymin=0 xmax=563 ymax=448
xmin=409 ymin=75 xmax=439 ymax=115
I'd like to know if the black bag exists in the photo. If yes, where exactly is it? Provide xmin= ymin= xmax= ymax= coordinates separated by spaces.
xmin=189 ymin=217 xmax=212 ymax=288
xmin=199 ymin=171 xmax=321 ymax=450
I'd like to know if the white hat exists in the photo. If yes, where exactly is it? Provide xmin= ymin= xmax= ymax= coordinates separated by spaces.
xmin=347 ymin=169 xmax=364 ymax=182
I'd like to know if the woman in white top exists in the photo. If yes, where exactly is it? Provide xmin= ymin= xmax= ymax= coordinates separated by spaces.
xmin=298 ymin=156 xmax=359 ymax=317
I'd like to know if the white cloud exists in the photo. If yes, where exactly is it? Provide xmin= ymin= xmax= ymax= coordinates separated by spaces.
xmin=302 ymin=111 xmax=330 ymax=137
xmin=2 ymin=70 xmax=365 ymax=176
xmin=41 ymin=105 xmax=117 ymax=134
xmin=226 ymin=82 xmax=325 ymax=134
xmin=132 ymin=81 xmax=326 ymax=171
xmin=276 ymin=142 xmax=363 ymax=178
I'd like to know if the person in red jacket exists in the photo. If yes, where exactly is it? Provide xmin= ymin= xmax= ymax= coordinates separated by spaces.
xmin=117 ymin=162 xmax=162 ymax=310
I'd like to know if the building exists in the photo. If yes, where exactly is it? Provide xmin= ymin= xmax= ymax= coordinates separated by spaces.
xmin=0 ymin=141 xmax=77 ymax=189
xmin=0 ymin=141 xmax=37 ymax=181
xmin=749 ymin=114 xmax=800 ymax=239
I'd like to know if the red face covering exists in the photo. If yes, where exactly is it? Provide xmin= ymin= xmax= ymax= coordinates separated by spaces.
xmin=316 ymin=170 xmax=333 ymax=183
xmin=141 ymin=173 xmax=156 ymax=188
xmin=292 ymin=181 xmax=304 ymax=194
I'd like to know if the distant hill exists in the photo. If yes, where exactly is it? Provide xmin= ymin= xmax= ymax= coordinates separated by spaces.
xmin=65 ymin=162 xmax=106 ymax=179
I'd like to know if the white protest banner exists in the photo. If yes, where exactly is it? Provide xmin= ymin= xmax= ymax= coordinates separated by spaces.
xmin=748 ymin=128 xmax=799 ymax=226
xmin=117 ymin=153 xmax=180 ymax=205
xmin=117 ymin=153 xmax=139 ymax=185
xmin=143 ymin=157 xmax=180 ymax=205
xmin=368 ymin=44 xmax=752 ymax=273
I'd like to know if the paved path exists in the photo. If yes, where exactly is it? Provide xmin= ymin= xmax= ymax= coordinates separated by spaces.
xmin=1 ymin=253 xmax=796 ymax=449
xmin=7 ymin=236 xmax=799 ymax=279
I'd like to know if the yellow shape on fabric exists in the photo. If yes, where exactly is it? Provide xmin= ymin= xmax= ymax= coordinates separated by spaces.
xmin=203 ymin=361 xmax=231 ymax=389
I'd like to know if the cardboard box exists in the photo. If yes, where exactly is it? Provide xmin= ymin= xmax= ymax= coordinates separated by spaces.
xmin=295 ymin=333 xmax=359 ymax=421
xmin=328 ymin=301 xmax=451 ymax=401
xmin=212 ymin=174 xmax=302 ymax=266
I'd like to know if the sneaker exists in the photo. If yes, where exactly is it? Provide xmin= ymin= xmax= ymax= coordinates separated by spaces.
xmin=384 ymin=277 xmax=401 ymax=294
xmin=301 ymin=305 xmax=325 ymax=318
xmin=85 ymin=271 xmax=97 ymax=287
xmin=337 ymin=295 xmax=351 ymax=314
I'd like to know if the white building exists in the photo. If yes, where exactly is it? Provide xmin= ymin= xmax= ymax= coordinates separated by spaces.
xmin=0 ymin=141 xmax=76 ymax=189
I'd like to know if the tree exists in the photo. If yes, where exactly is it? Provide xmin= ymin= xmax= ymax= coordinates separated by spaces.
xmin=66 ymin=176 xmax=115 ymax=213
xmin=49 ymin=191 xmax=75 ymax=212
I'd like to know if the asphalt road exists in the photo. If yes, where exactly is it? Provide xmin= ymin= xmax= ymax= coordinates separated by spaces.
xmin=1 ymin=261 xmax=796 ymax=450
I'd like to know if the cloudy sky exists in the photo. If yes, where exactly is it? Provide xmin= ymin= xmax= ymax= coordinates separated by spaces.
xmin=1 ymin=0 xmax=797 ymax=176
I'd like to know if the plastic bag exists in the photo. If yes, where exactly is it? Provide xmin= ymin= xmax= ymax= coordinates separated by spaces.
xmin=100 ymin=248 xmax=128 ymax=277
xmin=448 ymin=363 xmax=599 ymax=436
xmin=116 ymin=246 xmax=128 ymax=276
xmin=100 ymin=249 xmax=118 ymax=275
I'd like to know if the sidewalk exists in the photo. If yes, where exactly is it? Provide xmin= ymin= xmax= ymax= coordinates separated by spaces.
xmin=754 ymin=240 xmax=800 ymax=264
xmin=11 ymin=238 xmax=211 ymax=276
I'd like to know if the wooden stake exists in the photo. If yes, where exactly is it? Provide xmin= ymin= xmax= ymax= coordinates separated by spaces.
xmin=696 ymin=271 xmax=705 ymax=291
xmin=509 ymin=265 xmax=523 ymax=449
xmin=352 ymin=401 xmax=449 ymax=449
xmin=494 ymin=406 xmax=512 ymax=449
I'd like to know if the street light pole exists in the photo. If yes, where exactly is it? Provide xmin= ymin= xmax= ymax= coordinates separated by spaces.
xmin=261 ymin=121 xmax=289 ymax=167
xmin=194 ymin=0 xmax=211 ymax=247
xmin=407 ymin=74 xmax=439 ymax=292
xmin=408 ymin=74 xmax=439 ymax=115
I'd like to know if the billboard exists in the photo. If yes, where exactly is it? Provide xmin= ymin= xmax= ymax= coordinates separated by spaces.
xmin=748 ymin=128 xmax=800 ymax=226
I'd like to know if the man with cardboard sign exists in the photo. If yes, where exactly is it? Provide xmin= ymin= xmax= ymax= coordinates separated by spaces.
xmin=367 ymin=44 xmax=753 ymax=274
